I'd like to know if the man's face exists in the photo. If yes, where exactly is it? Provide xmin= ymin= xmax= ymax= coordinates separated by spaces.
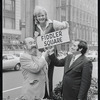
xmin=25 ymin=38 xmax=37 ymax=55
xmin=70 ymin=41 xmax=80 ymax=54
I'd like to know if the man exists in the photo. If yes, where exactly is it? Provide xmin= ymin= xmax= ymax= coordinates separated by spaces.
xmin=48 ymin=39 xmax=93 ymax=100
xmin=19 ymin=37 xmax=49 ymax=100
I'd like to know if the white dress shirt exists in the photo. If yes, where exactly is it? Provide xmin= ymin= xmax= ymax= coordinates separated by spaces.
xmin=74 ymin=54 xmax=82 ymax=61
xmin=69 ymin=54 xmax=82 ymax=67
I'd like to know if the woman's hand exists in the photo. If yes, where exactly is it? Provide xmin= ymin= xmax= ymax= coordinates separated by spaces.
xmin=63 ymin=21 xmax=69 ymax=29
xmin=34 ymin=31 xmax=39 ymax=38
xmin=53 ymin=20 xmax=69 ymax=31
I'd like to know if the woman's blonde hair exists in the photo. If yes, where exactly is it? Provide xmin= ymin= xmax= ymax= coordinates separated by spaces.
xmin=33 ymin=6 xmax=48 ymax=24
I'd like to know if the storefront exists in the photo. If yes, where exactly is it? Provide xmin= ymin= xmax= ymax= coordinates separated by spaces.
xmin=3 ymin=34 xmax=24 ymax=54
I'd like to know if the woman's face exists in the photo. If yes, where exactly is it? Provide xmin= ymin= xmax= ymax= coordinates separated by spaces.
xmin=36 ymin=11 xmax=46 ymax=24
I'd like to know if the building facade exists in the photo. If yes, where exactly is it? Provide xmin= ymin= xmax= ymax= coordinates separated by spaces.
xmin=3 ymin=0 xmax=97 ymax=53
xmin=55 ymin=0 xmax=98 ymax=51
xmin=21 ymin=0 xmax=97 ymax=51
xmin=2 ymin=0 xmax=22 ymax=53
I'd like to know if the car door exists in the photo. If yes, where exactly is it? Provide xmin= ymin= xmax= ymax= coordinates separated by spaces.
xmin=3 ymin=55 xmax=9 ymax=69
xmin=3 ymin=55 xmax=16 ymax=69
xmin=7 ymin=55 xmax=17 ymax=68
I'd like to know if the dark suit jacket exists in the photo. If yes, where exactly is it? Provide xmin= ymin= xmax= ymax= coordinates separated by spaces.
xmin=49 ymin=54 xmax=93 ymax=100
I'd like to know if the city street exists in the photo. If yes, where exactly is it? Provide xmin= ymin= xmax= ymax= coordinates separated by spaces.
xmin=3 ymin=70 xmax=23 ymax=100
xmin=3 ymin=61 xmax=98 ymax=100
xmin=2 ymin=0 xmax=98 ymax=100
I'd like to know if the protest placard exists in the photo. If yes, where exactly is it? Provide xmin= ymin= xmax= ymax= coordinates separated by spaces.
xmin=37 ymin=29 xmax=70 ymax=49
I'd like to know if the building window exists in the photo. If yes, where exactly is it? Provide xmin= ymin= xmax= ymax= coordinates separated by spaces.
xmin=61 ymin=16 xmax=66 ymax=21
xmin=56 ymin=7 xmax=60 ymax=21
xmin=56 ymin=0 xmax=60 ymax=7
xmin=4 ymin=0 xmax=15 ymax=11
xmin=61 ymin=0 xmax=66 ymax=6
xmin=3 ymin=17 xmax=5 ymax=28
xmin=61 ymin=7 xmax=66 ymax=16
xmin=4 ymin=17 xmax=15 ymax=29
xmin=3 ymin=0 xmax=15 ymax=29
xmin=3 ymin=0 xmax=5 ymax=10
xmin=56 ymin=0 xmax=67 ymax=21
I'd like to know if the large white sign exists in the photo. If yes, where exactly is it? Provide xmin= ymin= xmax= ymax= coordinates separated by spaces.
xmin=37 ymin=29 xmax=70 ymax=49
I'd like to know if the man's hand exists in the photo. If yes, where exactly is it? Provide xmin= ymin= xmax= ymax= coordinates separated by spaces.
xmin=48 ymin=46 xmax=55 ymax=55
xmin=42 ymin=50 xmax=49 ymax=59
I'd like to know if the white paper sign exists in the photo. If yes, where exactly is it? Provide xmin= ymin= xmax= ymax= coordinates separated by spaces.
xmin=37 ymin=29 xmax=70 ymax=49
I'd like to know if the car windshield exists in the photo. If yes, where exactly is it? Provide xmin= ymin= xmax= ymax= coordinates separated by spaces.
xmin=14 ymin=54 xmax=20 ymax=57
xmin=88 ymin=53 xmax=92 ymax=55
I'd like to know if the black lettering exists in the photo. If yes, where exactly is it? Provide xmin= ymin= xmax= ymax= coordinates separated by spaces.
xmin=49 ymin=33 xmax=52 ymax=39
xmin=56 ymin=37 xmax=62 ymax=43
xmin=59 ymin=37 xmax=62 ymax=42
xmin=56 ymin=38 xmax=60 ymax=42
xmin=51 ymin=39 xmax=54 ymax=44
xmin=44 ymin=37 xmax=63 ymax=47
xmin=59 ymin=31 xmax=62 ymax=36
xmin=47 ymin=40 xmax=50 ymax=46
xmin=46 ymin=34 xmax=49 ymax=40
xmin=52 ymin=33 xmax=56 ymax=38
xmin=41 ymin=36 xmax=44 ymax=41
xmin=44 ymin=35 xmax=47 ymax=40
xmin=44 ymin=41 xmax=47 ymax=46
xmin=53 ymin=39 xmax=57 ymax=44
xmin=55 ymin=32 xmax=59 ymax=37
xmin=44 ymin=35 xmax=48 ymax=40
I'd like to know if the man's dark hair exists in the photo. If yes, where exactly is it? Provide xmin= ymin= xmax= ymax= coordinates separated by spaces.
xmin=76 ymin=39 xmax=88 ymax=55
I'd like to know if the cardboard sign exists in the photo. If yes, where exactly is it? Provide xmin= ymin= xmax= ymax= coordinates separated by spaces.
xmin=37 ymin=29 xmax=70 ymax=49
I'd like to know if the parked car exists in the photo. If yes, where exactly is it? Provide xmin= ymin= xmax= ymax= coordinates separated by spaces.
xmin=2 ymin=54 xmax=21 ymax=71
xmin=13 ymin=53 xmax=23 ymax=58
xmin=86 ymin=51 xmax=98 ymax=62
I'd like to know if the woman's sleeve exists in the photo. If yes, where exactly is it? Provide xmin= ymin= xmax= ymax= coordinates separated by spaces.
xmin=53 ymin=20 xmax=69 ymax=31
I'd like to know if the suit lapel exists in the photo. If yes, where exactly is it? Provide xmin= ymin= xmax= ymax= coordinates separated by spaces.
xmin=64 ymin=55 xmax=84 ymax=74
xmin=64 ymin=55 xmax=72 ymax=73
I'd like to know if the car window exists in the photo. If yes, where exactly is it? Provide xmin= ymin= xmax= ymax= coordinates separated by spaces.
xmin=3 ymin=55 xmax=8 ymax=60
xmin=14 ymin=54 xmax=20 ymax=57
xmin=7 ymin=55 xmax=14 ymax=60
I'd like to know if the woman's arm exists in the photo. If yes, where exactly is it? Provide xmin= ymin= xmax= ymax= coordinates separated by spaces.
xmin=53 ymin=20 xmax=69 ymax=31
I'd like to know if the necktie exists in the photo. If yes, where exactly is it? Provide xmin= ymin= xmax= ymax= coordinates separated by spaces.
xmin=69 ymin=55 xmax=75 ymax=67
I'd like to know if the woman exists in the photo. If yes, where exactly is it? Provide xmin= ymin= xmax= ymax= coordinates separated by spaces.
xmin=33 ymin=6 xmax=69 ymax=99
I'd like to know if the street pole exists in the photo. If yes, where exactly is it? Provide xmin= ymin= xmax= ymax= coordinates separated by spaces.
xmin=67 ymin=0 xmax=71 ymax=52
xmin=25 ymin=0 xmax=26 ymax=38
xmin=33 ymin=15 xmax=35 ymax=37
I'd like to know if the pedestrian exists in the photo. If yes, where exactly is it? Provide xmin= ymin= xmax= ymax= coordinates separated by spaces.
xmin=19 ymin=37 xmax=49 ymax=100
xmin=48 ymin=39 xmax=93 ymax=100
xmin=33 ymin=6 xmax=69 ymax=99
